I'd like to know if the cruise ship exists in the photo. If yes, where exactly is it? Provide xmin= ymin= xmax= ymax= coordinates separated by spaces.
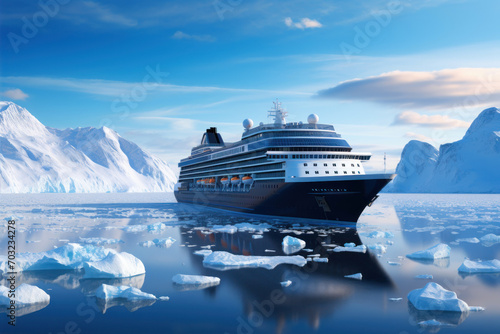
xmin=174 ymin=101 xmax=395 ymax=222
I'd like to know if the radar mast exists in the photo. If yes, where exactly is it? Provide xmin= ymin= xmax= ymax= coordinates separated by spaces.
xmin=268 ymin=99 xmax=288 ymax=125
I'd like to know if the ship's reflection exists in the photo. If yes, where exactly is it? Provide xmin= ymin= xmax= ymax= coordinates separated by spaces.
xmin=180 ymin=225 xmax=394 ymax=333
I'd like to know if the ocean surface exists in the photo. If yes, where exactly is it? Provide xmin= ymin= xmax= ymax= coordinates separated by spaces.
xmin=1 ymin=193 xmax=499 ymax=334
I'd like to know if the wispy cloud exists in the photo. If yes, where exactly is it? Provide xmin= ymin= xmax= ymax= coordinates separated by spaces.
xmin=284 ymin=17 xmax=323 ymax=29
xmin=404 ymin=132 xmax=436 ymax=144
xmin=317 ymin=68 xmax=500 ymax=110
xmin=81 ymin=1 xmax=138 ymax=27
xmin=1 ymin=88 xmax=28 ymax=100
xmin=171 ymin=31 xmax=215 ymax=42
xmin=392 ymin=111 xmax=471 ymax=128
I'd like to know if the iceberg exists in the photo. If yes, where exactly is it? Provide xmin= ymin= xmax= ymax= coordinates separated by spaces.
xmin=312 ymin=257 xmax=328 ymax=263
xmin=344 ymin=273 xmax=362 ymax=280
xmin=79 ymin=237 xmax=124 ymax=246
xmin=172 ymin=274 xmax=220 ymax=291
xmin=210 ymin=225 xmax=238 ymax=234
xmin=203 ymin=251 xmax=307 ymax=270
xmin=406 ymin=243 xmax=450 ymax=260
xmin=455 ymin=237 xmax=480 ymax=244
xmin=458 ymin=259 xmax=500 ymax=274
xmin=280 ymin=280 xmax=292 ymax=287
xmin=152 ymin=238 xmax=176 ymax=248
xmin=332 ymin=243 xmax=367 ymax=253
xmin=282 ymin=235 xmax=306 ymax=254
xmin=234 ymin=223 xmax=271 ymax=233
xmin=0 ymin=283 xmax=50 ymax=306
xmin=138 ymin=240 xmax=155 ymax=248
xmin=480 ymin=234 xmax=500 ymax=247
xmin=83 ymin=252 xmax=146 ymax=278
xmin=368 ymin=244 xmax=387 ymax=254
xmin=407 ymin=282 xmax=469 ymax=312
xmin=193 ymin=249 xmax=213 ymax=257
xmin=95 ymin=284 xmax=156 ymax=301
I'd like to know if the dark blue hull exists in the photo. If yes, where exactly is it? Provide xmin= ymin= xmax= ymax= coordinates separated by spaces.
xmin=174 ymin=175 xmax=394 ymax=222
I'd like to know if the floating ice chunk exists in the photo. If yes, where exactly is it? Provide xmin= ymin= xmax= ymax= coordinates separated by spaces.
xmin=211 ymin=225 xmax=238 ymax=234
xmin=408 ymin=282 xmax=469 ymax=312
xmin=172 ymin=274 xmax=220 ymax=290
xmin=194 ymin=249 xmax=213 ymax=257
xmin=406 ymin=244 xmax=450 ymax=260
xmin=235 ymin=223 xmax=271 ymax=233
xmin=415 ymin=274 xmax=433 ymax=279
xmin=469 ymin=306 xmax=485 ymax=312
xmin=153 ymin=237 xmax=176 ymax=248
xmin=458 ymin=259 xmax=500 ymax=273
xmin=138 ymin=240 xmax=155 ymax=248
xmin=123 ymin=225 xmax=147 ymax=233
xmin=203 ymin=251 xmax=307 ymax=270
xmin=158 ymin=296 xmax=170 ymax=301
xmin=332 ymin=244 xmax=367 ymax=253
xmin=417 ymin=319 xmax=453 ymax=328
xmin=368 ymin=244 xmax=387 ymax=254
xmin=83 ymin=252 xmax=146 ymax=278
xmin=480 ymin=234 xmax=500 ymax=247
xmin=303 ymin=249 xmax=313 ymax=252
xmin=362 ymin=231 xmax=394 ymax=238
xmin=95 ymin=284 xmax=156 ymax=300
xmin=252 ymin=235 xmax=263 ymax=239
xmin=264 ymin=249 xmax=276 ymax=253
xmin=147 ymin=222 xmax=166 ymax=232
xmin=387 ymin=261 xmax=401 ymax=266
xmin=455 ymin=237 xmax=480 ymax=244
xmin=345 ymin=273 xmax=362 ymax=280
xmin=312 ymin=257 xmax=328 ymax=263
xmin=389 ymin=297 xmax=402 ymax=302
xmin=0 ymin=284 xmax=50 ymax=306
xmin=79 ymin=237 xmax=124 ymax=246
xmin=280 ymin=280 xmax=292 ymax=287
xmin=282 ymin=236 xmax=306 ymax=254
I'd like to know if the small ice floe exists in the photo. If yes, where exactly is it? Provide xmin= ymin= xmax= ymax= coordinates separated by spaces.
xmin=265 ymin=249 xmax=276 ymax=253
xmin=387 ymin=261 xmax=402 ymax=266
xmin=344 ymin=273 xmax=362 ymax=280
xmin=252 ymin=235 xmax=263 ymax=239
xmin=455 ymin=237 xmax=480 ymax=244
xmin=172 ymin=274 xmax=220 ymax=291
xmin=368 ymin=244 xmax=387 ymax=254
xmin=83 ymin=252 xmax=146 ymax=278
xmin=280 ymin=280 xmax=292 ymax=287
xmin=406 ymin=243 xmax=450 ymax=260
xmin=26 ymin=240 xmax=41 ymax=243
xmin=282 ymin=236 xmax=306 ymax=254
xmin=415 ymin=274 xmax=433 ymax=279
xmin=458 ymin=259 xmax=500 ymax=274
xmin=332 ymin=243 xmax=367 ymax=253
xmin=194 ymin=249 xmax=213 ymax=257
xmin=235 ymin=223 xmax=271 ymax=233
xmin=138 ymin=240 xmax=155 ymax=248
xmin=158 ymin=296 xmax=170 ymax=301
xmin=362 ymin=231 xmax=394 ymax=239
xmin=139 ymin=237 xmax=176 ymax=248
xmin=95 ymin=284 xmax=156 ymax=301
xmin=480 ymin=234 xmax=500 ymax=247
xmin=312 ymin=257 xmax=328 ymax=263
xmin=303 ymin=249 xmax=313 ymax=252
xmin=147 ymin=222 xmax=167 ymax=233
xmin=389 ymin=297 xmax=402 ymax=302
xmin=202 ymin=251 xmax=307 ymax=270
xmin=210 ymin=225 xmax=238 ymax=234
xmin=0 ymin=283 xmax=50 ymax=306
xmin=79 ymin=237 xmax=124 ymax=246
xmin=407 ymin=282 xmax=476 ymax=312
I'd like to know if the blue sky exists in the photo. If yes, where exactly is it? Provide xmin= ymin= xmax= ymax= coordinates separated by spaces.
xmin=1 ymin=0 xmax=500 ymax=173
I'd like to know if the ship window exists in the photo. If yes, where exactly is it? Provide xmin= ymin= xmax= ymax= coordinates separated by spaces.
xmin=343 ymin=171 xmax=347 ymax=174
xmin=357 ymin=164 xmax=360 ymax=167
xmin=313 ymin=163 xmax=317 ymax=167
xmin=358 ymin=171 xmax=361 ymax=174
xmin=334 ymin=171 xmax=338 ymax=174
xmin=351 ymin=163 xmax=355 ymax=167
xmin=314 ymin=155 xmax=318 ymax=158
xmin=328 ymin=155 xmax=332 ymax=158
xmin=324 ymin=163 xmax=327 ymax=167
xmin=333 ymin=163 xmax=336 ymax=167
xmin=352 ymin=171 xmax=355 ymax=174
xmin=305 ymin=171 xmax=309 ymax=174
xmin=304 ymin=163 xmax=308 ymax=166
xmin=342 ymin=164 xmax=345 ymax=167
xmin=325 ymin=171 xmax=330 ymax=174
xmin=315 ymin=171 xmax=319 ymax=174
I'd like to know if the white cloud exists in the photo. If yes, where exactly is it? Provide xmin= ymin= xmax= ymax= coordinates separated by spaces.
xmin=393 ymin=111 xmax=471 ymax=129
xmin=171 ymin=31 xmax=215 ymax=42
xmin=2 ymin=88 xmax=28 ymax=100
xmin=317 ymin=68 xmax=500 ymax=110
xmin=284 ymin=17 xmax=323 ymax=29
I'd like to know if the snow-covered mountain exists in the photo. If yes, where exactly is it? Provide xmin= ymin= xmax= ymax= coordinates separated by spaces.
xmin=0 ymin=101 xmax=176 ymax=193
xmin=388 ymin=107 xmax=500 ymax=193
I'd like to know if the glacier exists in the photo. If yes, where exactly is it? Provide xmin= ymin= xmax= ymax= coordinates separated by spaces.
xmin=0 ymin=101 xmax=176 ymax=193
xmin=388 ymin=107 xmax=500 ymax=193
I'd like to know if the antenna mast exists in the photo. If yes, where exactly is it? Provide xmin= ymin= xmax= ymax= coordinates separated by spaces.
xmin=384 ymin=152 xmax=387 ymax=173
xmin=268 ymin=99 xmax=288 ymax=125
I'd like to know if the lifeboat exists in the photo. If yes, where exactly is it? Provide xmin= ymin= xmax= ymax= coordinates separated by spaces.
xmin=242 ymin=176 xmax=253 ymax=185
xmin=230 ymin=176 xmax=241 ymax=185
xmin=220 ymin=177 xmax=229 ymax=185
xmin=200 ymin=179 xmax=206 ymax=185
xmin=196 ymin=180 xmax=202 ymax=185
xmin=208 ymin=178 xmax=216 ymax=185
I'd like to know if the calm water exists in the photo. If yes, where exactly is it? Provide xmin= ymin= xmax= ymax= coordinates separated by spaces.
xmin=1 ymin=193 xmax=499 ymax=334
